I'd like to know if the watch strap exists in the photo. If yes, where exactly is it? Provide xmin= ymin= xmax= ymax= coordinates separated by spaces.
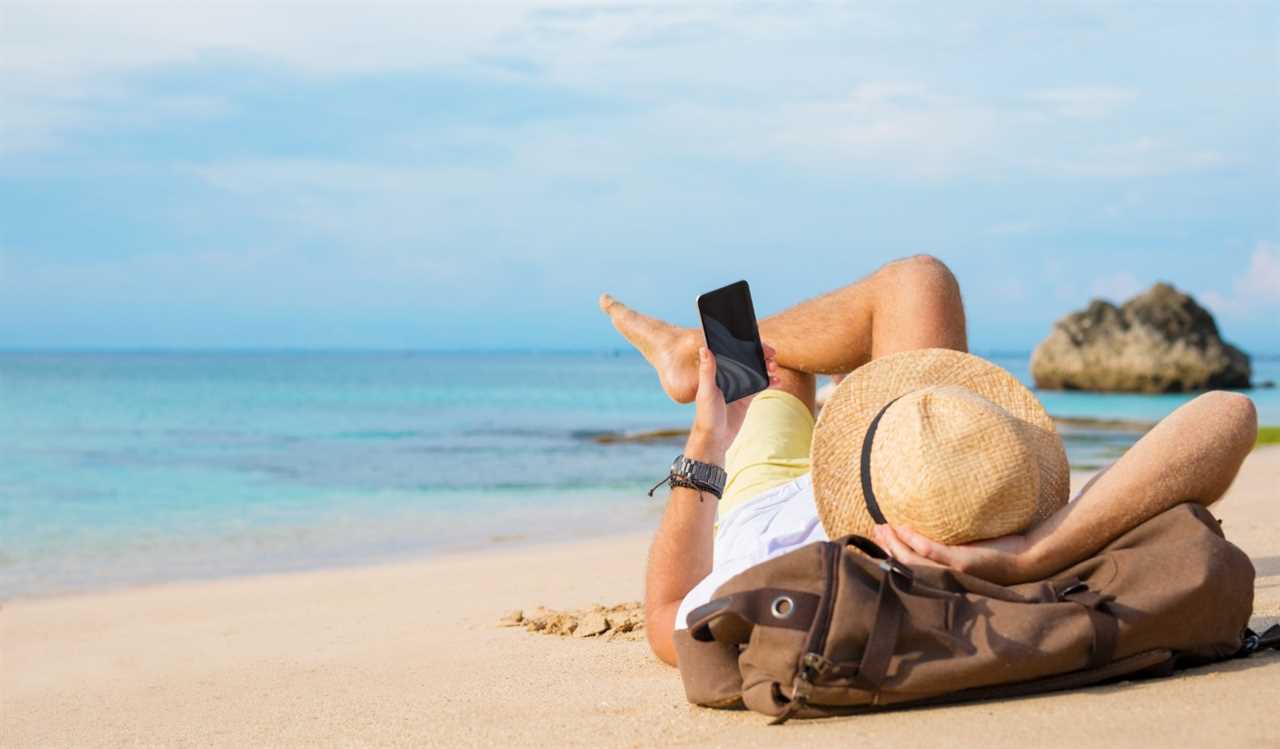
xmin=647 ymin=454 xmax=726 ymax=499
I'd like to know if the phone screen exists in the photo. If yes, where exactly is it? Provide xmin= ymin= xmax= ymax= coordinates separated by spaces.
xmin=697 ymin=280 xmax=769 ymax=403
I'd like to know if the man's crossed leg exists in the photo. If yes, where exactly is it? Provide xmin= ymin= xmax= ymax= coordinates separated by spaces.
xmin=601 ymin=254 xmax=967 ymax=429
xmin=599 ymin=255 xmax=969 ymax=664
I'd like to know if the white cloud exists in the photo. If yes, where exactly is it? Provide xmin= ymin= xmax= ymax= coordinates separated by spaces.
xmin=770 ymin=83 xmax=1010 ymax=178
xmin=1029 ymin=87 xmax=1136 ymax=119
xmin=1237 ymin=242 xmax=1280 ymax=299
xmin=0 ymin=1 xmax=546 ymax=153
xmin=765 ymin=85 xmax=1224 ymax=180
xmin=0 ymin=2 xmax=523 ymax=78
xmin=0 ymin=2 xmax=1248 ymax=184
xmin=1199 ymin=241 xmax=1280 ymax=318
xmin=1027 ymin=137 xmax=1226 ymax=179
xmin=1088 ymin=271 xmax=1143 ymax=302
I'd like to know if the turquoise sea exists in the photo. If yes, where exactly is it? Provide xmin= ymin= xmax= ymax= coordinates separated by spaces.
xmin=3 ymin=351 xmax=1278 ymax=598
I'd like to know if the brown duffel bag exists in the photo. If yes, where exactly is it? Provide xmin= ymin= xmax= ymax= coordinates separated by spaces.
xmin=674 ymin=503 xmax=1274 ymax=723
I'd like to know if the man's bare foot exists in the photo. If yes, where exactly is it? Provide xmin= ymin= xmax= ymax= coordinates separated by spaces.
xmin=599 ymin=293 xmax=699 ymax=403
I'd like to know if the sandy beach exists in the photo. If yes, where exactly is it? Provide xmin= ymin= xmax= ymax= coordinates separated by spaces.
xmin=4 ymin=446 xmax=1278 ymax=748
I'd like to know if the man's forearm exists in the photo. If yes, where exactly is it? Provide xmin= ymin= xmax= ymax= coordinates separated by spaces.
xmin=643 ymin=432 xmax=724 ymax=665
xmin=1019 ymin=391 xmax=1256 ymax=580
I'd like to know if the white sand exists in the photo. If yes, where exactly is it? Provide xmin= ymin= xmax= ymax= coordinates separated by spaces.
xmin=4 ymin=447 xmax=1278 ymax=748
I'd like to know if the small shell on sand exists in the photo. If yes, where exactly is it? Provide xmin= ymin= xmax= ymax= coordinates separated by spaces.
xmin=500 ymin=601 xmax=645 ymax=641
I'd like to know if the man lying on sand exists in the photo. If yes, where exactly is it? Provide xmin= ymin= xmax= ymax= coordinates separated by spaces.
xmin=599 ymin=254 xmax=1258 ymax=666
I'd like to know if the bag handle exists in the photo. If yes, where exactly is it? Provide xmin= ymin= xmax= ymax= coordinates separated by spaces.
xmin=840 ymin=534 xmax=915 ymax=589
xmin=687 ymin=587 xmax=820 ymax=644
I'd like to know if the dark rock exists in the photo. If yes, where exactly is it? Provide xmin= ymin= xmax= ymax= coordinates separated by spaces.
xmin=592 ymin=428 xmax=688 ymax=444
xmin=1031 ymin=283 xmax=1252 ymax=393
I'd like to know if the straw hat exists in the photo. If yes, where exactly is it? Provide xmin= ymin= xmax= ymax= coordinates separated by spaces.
xmin=810 ymin=348 xmax=1069 ymax=545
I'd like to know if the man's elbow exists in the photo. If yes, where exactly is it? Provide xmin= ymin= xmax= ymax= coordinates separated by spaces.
xmin=644 ymin=601 xmax=680 ymax=667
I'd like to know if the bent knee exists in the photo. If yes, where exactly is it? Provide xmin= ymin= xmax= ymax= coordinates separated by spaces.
xmin=1195 ymin=390 xmax=1258 ymax=447
xmin=877 ymin=254 xmax=960 ymax=297
xmin=1197 ymin=390 xmax=1256 ymax=425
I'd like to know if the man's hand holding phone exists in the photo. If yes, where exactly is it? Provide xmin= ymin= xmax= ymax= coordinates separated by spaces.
xmin=685 ymin=342 xmax=779 ymax=466
xmin=697 ymin=280 xmax=770 ymax=404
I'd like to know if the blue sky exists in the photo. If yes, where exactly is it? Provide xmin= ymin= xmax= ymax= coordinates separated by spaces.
xmin=1 ymin=2 xmax=1277 ymax=352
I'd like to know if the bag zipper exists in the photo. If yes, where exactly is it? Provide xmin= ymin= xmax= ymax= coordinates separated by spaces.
xmin=806 ymin=540 xmax=841 ymax=666
xmin=771 ymin=541 xmax=841 ymax=724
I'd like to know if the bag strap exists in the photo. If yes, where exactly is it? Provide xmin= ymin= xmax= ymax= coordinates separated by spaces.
xmin=1057 ymin=580 xmax=1119 ymax=669
xmin=864 ymin=569 xmax=907 ymax=686
xmin=823 ymin=576 xmax=1119 ymax=686
xmin=828 ymin=565 xmax=906 ymax=689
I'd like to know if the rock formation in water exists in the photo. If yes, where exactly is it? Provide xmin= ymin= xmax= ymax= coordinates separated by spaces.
xmin=1031 ymin=282 xmax=1251 ymax=393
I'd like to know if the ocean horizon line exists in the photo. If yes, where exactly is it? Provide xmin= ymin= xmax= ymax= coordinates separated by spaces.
xmin=3 ymin=347 xmax=1279 ymax=361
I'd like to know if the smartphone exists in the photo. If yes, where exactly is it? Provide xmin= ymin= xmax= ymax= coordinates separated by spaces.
xmin=696 ymin=280 xmax=770 ymax=403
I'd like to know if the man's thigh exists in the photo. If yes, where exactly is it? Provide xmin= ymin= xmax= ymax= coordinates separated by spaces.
xmin=719 ymin=388 xmax=815 ymax=520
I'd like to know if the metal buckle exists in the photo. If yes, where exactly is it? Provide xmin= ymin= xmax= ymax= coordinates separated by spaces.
xmin=877 ymin=557 xmax=914 ymax=584
xmin=1057 ymin=580 xmax=1088 ymax=599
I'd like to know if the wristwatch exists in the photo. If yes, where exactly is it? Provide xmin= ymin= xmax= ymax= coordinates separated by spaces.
xmin=648 ymin=454 xmax=727 ymax=499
